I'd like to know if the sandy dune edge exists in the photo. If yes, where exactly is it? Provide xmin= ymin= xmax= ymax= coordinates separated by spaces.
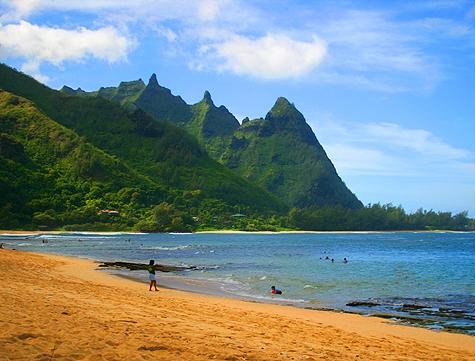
xmin=0 ymin=250 xmax=473 ymax=360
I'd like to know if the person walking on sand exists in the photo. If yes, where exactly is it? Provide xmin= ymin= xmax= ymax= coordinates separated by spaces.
xmin=147 ymin=259 xmax=159 ymax=291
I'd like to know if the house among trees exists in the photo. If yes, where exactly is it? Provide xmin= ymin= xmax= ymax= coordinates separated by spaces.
xmin=98 ymin=209 xmax=120 ymax=215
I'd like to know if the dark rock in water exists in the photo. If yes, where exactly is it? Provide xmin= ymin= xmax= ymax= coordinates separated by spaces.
xmin=98 ymin=261 xmax=194 ymax=272
xmin=401 ymin=304 xmax=427 ymax=310
xmin=346 ymin=301 xmax=380 ymax=307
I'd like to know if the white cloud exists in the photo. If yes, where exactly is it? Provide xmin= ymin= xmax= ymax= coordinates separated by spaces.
xmin=312 ymin=10 xmax=444 ymax=91
xmin=363 ymin=122 xmax=471 ymax=159
xmin=1 ymin=0 xmax=135 ymax=19
xmin=311 ymin=117 xmax=474 ymax=178
xmin=1 ymin=1 xmax=473 ymax=89
xmin=0 ymin=0 xmax=238 ymax=24
xmin=323 ymin=11 xmax=422 ymax=71
xmin=310 ymin=117 xmax=475 ymax=213
xmin=154 ymin=26 xmax=178 ymax=42
xmin=206 ymin=33 xmax=327 ymax=80
xmin=0 ymin=21 xmax=134 ymax=81
xmin=197 ymin=0 xmax=221 ymax=21
xmin=323 ymin=143 xmax=405 ymax=176
xmin=315 ymin=72 xmax=413 ymax=93
xmin=20 ymin=58 xmax=50 ymax=83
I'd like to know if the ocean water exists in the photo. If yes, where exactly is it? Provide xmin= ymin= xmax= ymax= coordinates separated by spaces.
xmin=2 ymin=232 xmax=474 ymax=334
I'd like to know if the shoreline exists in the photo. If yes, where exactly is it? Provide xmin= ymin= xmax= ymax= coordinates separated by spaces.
xmin=1 ymin=248 xmax=473 ymax=360
xmin=106 ymin=269 xmax=472 ymax=338
xmin=105 ymin=268 xmax=475 ymax=336
xmin=3 ymin=231 xmax=474 ymax=336
xmin=1 ymin=229 xmax=472 ymax=236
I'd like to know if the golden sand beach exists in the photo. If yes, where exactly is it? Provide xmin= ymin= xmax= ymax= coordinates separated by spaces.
xmin=0 ymin=249 xmax=473 ymax=360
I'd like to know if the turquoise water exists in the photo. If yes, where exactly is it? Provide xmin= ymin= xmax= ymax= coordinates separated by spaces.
xmin=2 ymin=232 xmax=474 ymax=334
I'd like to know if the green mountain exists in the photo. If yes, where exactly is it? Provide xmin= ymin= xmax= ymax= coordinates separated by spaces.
xmin=52 ymin=70 xmax=475 ymax=231
xmin=98 ymin=79 xmax=145 ymax=110
xmin=0 ymin=89 xmax=159 ymax=229
xmin=135 ymin=74 xmax=192 ymax=124
xmin=63 ymin=76 xmax=241 ymax=160
xmin=186 ymin=91 xmax=240 ymax=160
xmin=0 ymin=64 xmax=285 ymax=230
xmin=60 ymin=74 xmax=190 ymax=123
xmin=60 ymin=72 xmax=362 ymax=210
xmin=60 ymin=85 xmax=88 ymax=97
xmin=222 ymin=98 xmax=362 ymax=209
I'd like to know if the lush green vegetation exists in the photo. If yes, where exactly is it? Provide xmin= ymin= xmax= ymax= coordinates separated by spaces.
xmin=62 ymin=74 xmax=362 ymax=210
xmin=135 ymin=74 xmax=192 ymax=125
xmin=186 ymin=91 xmax=240 ymax=161
xmin=0 ymin=64 xmax=285 ymax=231
xmin=1 ymin=64 xmax=473 ymax=232
xmin=0 ymin=90 xmax=155 ymax=230
xmin=98 ymin=79 xmax=145 ymax=111
xmin=221 ymin=98 xmax=362 ymax=209
xmin=288 ymin=204 xmax=475 ymax=231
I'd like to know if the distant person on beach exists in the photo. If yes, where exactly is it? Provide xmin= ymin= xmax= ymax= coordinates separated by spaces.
xmin=0 ymin=243 xmax=4 ymax=249
xmin=147 ymin=260 xmax=159 ymax=291
xmin=271 ymin=286 xmax=282 ymax=295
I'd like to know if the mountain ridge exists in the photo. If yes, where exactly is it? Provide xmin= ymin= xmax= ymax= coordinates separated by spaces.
xmin=58 ymin=71 xmax=362 ymax=209
xmin=0 ymin=63 xmax=286 ymax=230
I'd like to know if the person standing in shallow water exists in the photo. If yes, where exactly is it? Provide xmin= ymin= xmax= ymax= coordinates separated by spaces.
xmin=147 ymin=260 xmax=159 ymax=291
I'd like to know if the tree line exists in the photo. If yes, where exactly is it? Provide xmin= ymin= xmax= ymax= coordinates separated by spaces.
xmin=287 ymin=203 xmax=474 ymax=231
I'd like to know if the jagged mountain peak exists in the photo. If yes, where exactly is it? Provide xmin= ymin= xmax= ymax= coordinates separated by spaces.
xmin=144 ymin=73 xmax=174 ymax=97
xmin=202 ymin=90 xmax=214 ymax=105
xmin=135 ymin=73 xmax=191 ymax=124
xmin=275 ymin=96 xmax=292 ymax=108
xmin=266 ymin=96 xmax=305 ymax=124
xmin=60 ymin=85 xmax=86 ymax=96
xmin=36 ymin=64 xmax=362 ymax=211
xmin=60 ymin=85 xmax=75 ymax=94
xmin=148 ymin=73 xmax=159 ymax=87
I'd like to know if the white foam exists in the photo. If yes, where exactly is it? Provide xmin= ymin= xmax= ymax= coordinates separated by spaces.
xmin=142 ymin=245 xmax=192 ymax=251
xmin=37 ymin=234 xmax=108 ymax=239
xmin=0 ymin=233 xmax=37 ymax=237
xmin=70 ymin=232 xmax=146 ymax=235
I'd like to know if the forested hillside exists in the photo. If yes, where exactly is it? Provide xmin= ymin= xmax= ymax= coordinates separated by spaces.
xmin=0 ymin=64 xmax=285 ymax=231
xmin=67 ymin=73 xmax=362 ymax=210
xmin=3 ymin=64 xmax=471 ymax=231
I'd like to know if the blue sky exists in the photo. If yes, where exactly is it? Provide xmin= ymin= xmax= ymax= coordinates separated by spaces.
xmin=1 ymin=0 xmax=474 ymax=216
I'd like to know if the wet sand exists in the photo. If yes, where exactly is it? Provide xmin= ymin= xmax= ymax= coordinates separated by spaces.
xmin=0 ymin=249 xmax=473 ymax=360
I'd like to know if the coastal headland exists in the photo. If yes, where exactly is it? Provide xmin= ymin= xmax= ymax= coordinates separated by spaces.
xmin=0 ymin=249 xmax=473 ymax=360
